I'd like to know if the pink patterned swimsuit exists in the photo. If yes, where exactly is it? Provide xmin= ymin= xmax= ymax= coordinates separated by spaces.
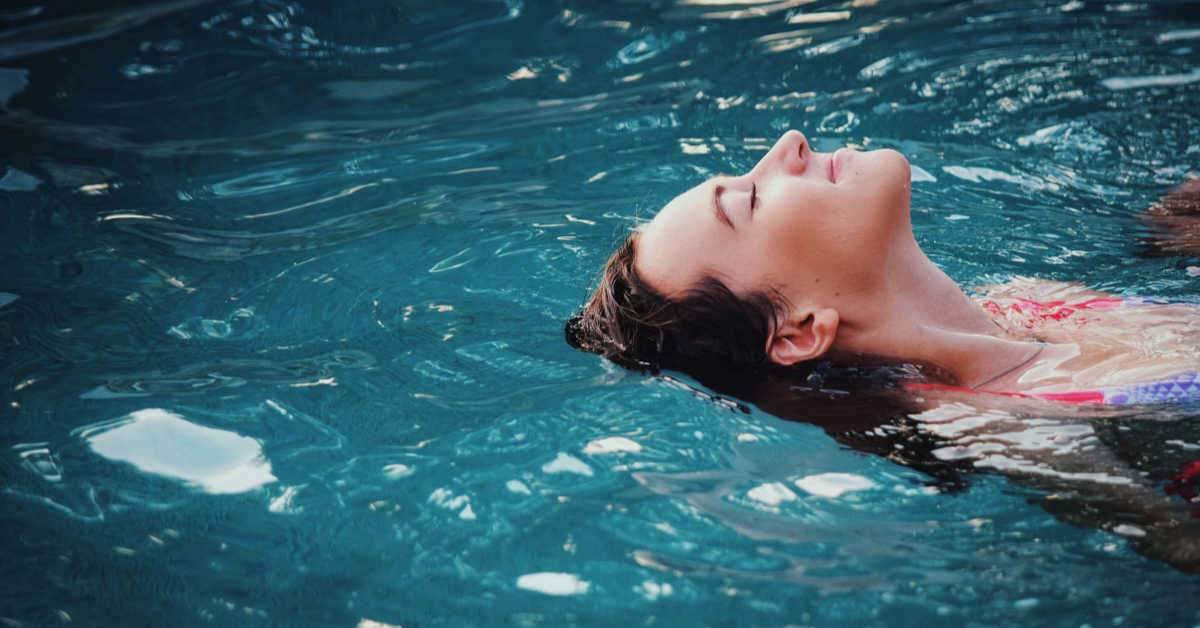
xmin=910 ymin=296 xmax=1200 ymax=405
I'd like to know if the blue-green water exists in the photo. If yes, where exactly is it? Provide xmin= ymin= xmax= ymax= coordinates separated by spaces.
xmin=2 ymin=0 xmax=1199 ymax=625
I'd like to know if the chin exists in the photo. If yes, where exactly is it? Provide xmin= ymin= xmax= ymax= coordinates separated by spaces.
xmin=874 ymin=149 xmax=912 ymax=207
xmin=874 ymin=148 xmax=911 ymax=183
xmin=853 ymin=148 xmax=910 ymax=198
xmin=859 ymin=148 xmax=912 ymax=226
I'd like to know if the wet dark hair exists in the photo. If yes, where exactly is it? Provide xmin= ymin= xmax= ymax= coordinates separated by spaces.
xmin=564 ymin=233 xmax=970 ymax=490
xmin=564 ymin=234 xmax=788 ymax=374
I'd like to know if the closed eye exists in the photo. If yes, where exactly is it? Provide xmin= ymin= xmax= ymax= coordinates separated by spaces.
xmin=712 ymin=184 xmax=734 ymax=229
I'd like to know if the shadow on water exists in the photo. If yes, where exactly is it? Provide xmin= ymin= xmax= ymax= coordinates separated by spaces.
xmin=641 ymin=361 xmax=1200 ymax=574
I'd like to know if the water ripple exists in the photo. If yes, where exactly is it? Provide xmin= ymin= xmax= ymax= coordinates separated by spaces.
xmin=2 ymin=79 xmax=707 ymax=158
xmin=82 ymin=349 xmax=375 ymax=398
xmin=2 ymin=0 xmax=1199 ymax=622
xmin=196 ymin=0 xmax=523 ymax=58
xmin=0 ymin=0 xmax=214 ymax=62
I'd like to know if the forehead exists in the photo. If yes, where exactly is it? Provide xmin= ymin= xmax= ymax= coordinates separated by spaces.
xmin=647 ymin=180 xmax=707 ymax=227
xmin=633 ymin=181 xmax=718 ymax=296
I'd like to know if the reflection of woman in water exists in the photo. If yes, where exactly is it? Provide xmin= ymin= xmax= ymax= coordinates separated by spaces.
xmin=565 ymin=130 xmax=1200 ymax=571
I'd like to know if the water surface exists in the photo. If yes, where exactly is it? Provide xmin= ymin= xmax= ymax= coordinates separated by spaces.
xmin=1 ymin=0 xmax=1199 ymax=626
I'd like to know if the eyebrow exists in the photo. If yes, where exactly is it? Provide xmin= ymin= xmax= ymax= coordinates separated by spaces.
xmin=711 ymin=184 xmax=734 ymax=229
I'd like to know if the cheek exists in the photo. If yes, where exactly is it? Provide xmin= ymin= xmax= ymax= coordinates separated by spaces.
xmin=703 ymin=239 xmax=775 ymax=295
xmin=762 ymin=190 xmax=846 ymax=251
xmin=839 ymin=152 xmax=911 ymax=234
xmin=748 ymin=196 xmax=842 ymax=272
xmin=759 ymin=192 xmax=890 ymax=276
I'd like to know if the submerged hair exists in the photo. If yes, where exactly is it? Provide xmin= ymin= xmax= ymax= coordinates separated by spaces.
xmin=564 ymin=234 xmax=788 ymax=374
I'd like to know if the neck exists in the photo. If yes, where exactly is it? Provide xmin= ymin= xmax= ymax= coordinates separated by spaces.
xmin=830 ymin=235 xmax=1041 ymax=390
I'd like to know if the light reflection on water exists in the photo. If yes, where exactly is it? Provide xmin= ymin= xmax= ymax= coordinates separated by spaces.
xmin=0 ymin=0 xmax=1198 ymax=625
xmin=79 ymin=408 xmax=277 ymax=495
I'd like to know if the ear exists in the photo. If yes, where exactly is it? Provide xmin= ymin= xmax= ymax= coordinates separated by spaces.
xmin=766 ymin=308 xmax=839 ymax=366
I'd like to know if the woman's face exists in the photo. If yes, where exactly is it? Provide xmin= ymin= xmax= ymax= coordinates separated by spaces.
xmin=634 ymin=130 xmax=913 ymax=307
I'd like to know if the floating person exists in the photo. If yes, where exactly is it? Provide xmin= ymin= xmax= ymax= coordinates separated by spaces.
xmin=565 ymin=130 xmax=1200 ymax=571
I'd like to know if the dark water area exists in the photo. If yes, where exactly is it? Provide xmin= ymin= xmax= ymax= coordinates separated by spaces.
xmin=1 ymin=0 xmax=1199 ymax=626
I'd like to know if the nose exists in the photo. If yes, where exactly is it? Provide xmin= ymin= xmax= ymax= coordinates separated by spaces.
xmin=752 ymin=130 xmax=808 ymax=176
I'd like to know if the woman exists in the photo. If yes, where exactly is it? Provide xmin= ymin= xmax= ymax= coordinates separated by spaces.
xmin=565 ymin=130 xmax=1200 ymax=571
xmin=566 ymin=130 xmax=1199 ymax=405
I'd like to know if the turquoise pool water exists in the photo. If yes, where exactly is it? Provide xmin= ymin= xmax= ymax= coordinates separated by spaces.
xmin=2 ymin=0 xmax=1199 ymax=625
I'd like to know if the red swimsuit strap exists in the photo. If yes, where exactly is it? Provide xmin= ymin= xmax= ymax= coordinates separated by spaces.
xmin=904 ymin=383 xmax=1030 ymax=399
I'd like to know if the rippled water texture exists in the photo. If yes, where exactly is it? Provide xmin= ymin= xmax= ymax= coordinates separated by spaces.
xmin=2 ymin=1 xmax=1199 ymax=626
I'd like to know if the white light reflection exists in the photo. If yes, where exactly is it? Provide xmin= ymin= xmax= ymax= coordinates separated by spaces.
xmin=794 ymin=472 xmax=876 ymax=498
xmin=582 ymin=436 xmax=642 ymax=454
xmin=508 ymin=66 xmax=537 ymax=80
xmin=516 ymin=572 xmax=590 ymax=596
xmin=676 ymin=0 xmax=814 ymax=20
xmin=755 ymin=30 xmax=813 ymax=54
xmin=542 ymin=452 xmax=593 ymax=476
xmin=787 ymin=11 xmax=850 ymax=24
xmin=1158 ymin=29 xmax=1200 ymax=43
xmin=746 ymin=481 xmax=798 ymax=505
xmin=1101 ymin=68 xmax=1200 ymax=91
xmin=77 ymin=408 xmax=276 ymax=494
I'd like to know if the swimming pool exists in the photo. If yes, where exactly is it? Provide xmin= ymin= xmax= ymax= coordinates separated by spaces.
xmin=1 ymin=0 xmax=1198 ymax=625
